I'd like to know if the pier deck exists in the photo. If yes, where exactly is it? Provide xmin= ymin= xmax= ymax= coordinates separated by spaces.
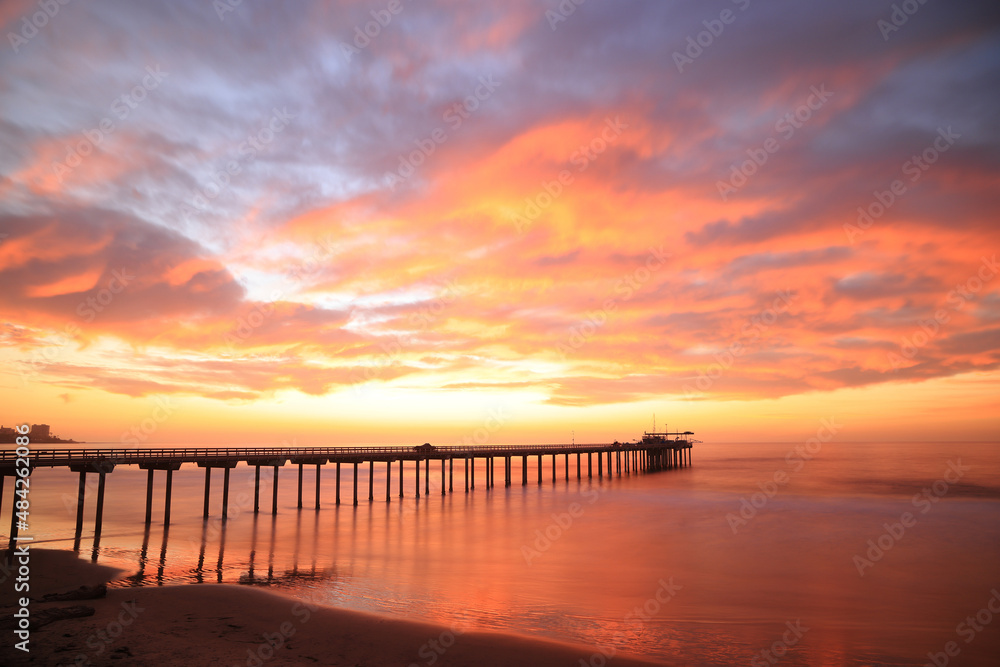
xmin=1 ymin=436 xmax=694 ymax=555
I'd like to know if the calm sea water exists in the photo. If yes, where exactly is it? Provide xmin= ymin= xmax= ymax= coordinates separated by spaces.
xmin=6 ymin=441 xmax=1000 ymax=665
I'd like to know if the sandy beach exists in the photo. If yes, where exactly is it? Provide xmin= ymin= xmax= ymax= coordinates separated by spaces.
xmin=1 ymin=549 xmax=672 ymax=667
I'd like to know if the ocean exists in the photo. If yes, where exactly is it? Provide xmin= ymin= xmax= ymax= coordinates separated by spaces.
xmin=8 ymin=441 xmax=1000 ymax=666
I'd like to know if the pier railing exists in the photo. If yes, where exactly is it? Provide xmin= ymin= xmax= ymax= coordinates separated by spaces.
xmin=0 ymin=441 xmax=692 ymax=466
xmin=1 ymin=440 xmax=694 ymax=554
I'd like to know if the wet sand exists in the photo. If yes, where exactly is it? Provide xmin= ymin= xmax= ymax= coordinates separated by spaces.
xmin=1 ymin=549 xmax=671 ymax=666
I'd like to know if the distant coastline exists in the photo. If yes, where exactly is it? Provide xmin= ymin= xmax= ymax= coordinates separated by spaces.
xmin=0 ymin=424 xmax=84 ymax=445
xmin=0 ymin=434 xmax=83 ymax=444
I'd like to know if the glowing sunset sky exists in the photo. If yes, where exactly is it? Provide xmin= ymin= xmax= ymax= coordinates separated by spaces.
xmin=1 ymin=0 xmax=998 ymax=444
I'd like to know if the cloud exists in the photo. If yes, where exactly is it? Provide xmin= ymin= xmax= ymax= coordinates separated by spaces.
xmin=1 ymin=0 xmax=999 ymax=416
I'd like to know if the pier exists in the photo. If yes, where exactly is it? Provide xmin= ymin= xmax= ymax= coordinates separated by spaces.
xmin=1 ymin=433 xmax=694 ymax=555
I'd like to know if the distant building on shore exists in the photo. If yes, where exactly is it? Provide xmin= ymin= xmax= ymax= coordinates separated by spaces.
xmin=0 ymin=423 xmax=80 ymax=444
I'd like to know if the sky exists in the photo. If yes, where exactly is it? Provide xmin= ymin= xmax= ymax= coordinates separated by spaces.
xmin=1 ymin=0 xmax=998 ymax=445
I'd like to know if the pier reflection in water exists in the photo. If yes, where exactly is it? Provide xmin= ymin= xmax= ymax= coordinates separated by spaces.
xmin=12 ymin=439 xmax=693 ymax=553
xmin=6 ymin=442 xmax=1000 ymax=666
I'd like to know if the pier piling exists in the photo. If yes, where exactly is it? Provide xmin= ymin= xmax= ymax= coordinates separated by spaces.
xmin=297 ymin=463 xmax=303 ymax=509
xmin=222 ymin=467 xmax=231 ymax=520
xmin=77 ymin=471 xmax=87 ymax=533
xmin=2 ymin=437 xmax=695 ymax=533
xmin=144 ymin=469 xmax=154 ymax=525
xmin=272 ymin=465 xmax=279 ymax=515
xmin=253 ymin=466 xmax=260 ymax=514
xmin=94 ymin=472 xmax=107 ymax=537
xmin=163 ymin=469 xmax=173 ymax=525
xmin=316 ymin=464 xmax=322 ymax=509
xmin=203 ymin=467 xmax=211 ymax=519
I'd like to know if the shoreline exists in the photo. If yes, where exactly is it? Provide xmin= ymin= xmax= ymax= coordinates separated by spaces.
xmin=1 ymin=548 xmax=674 ymax=666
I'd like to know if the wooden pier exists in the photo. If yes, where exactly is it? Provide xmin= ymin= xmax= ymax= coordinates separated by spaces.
xmin=0 ymin=434 xmax=694 ymax=554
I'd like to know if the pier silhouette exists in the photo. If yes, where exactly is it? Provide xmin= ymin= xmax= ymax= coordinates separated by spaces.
xmin=1 ymin=434 xmax=694 ymax=555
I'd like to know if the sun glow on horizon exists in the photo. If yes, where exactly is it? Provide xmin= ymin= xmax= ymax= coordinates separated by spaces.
xmin=1 ymin=1 xmax=999 ymax=445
